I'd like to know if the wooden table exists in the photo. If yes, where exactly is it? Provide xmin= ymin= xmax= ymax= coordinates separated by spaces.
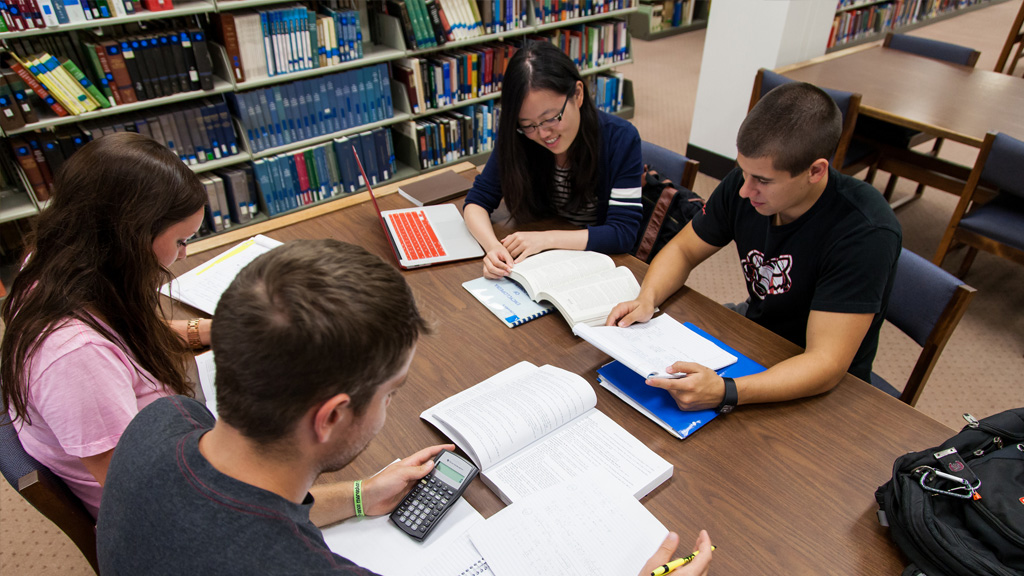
xmin=779 ymin=44 xmax=1024 ymax=147
xmin=779 ymin=44 xmax=1024 ymax=198
xmin=172 ymin=176 xmax=954 ymax=574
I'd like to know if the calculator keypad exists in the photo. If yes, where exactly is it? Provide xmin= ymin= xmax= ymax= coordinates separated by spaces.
xmin=393 ymin=476 xmax=456 ymax=537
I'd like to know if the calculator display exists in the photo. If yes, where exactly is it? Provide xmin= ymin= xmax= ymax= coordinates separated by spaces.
xmin=435 ymin=462 xmax=464 ymax=486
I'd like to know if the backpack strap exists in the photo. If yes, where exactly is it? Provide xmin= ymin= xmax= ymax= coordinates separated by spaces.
xmin=636 ymin=185 xmax=677 ymax=262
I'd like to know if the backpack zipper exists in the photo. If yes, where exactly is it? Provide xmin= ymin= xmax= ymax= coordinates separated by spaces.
xmin=971 ymin=498 xmax=1024 ymax=548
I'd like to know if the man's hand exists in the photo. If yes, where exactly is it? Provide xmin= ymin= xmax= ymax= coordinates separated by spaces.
xmin=501 ymin=231 xmax=552 ymax=262
xmin=482 ymin=247 xmax=515 ymax=279
xmin=360 ymin=444 xmax=455 ymax=516
xmin=647 ymin=362 xmax=725 ymax=411
xmin=639 ymin=530 xmax=713 ymax=576
xmin=606 ymin=299 xmax=656 ymax=327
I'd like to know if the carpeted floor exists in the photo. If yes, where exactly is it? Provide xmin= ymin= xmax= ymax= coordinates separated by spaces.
xmin=3 ymin=1 xmax=1023 ymax=573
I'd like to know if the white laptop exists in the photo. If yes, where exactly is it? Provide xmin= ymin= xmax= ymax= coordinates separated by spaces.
xmin=352 ymin=149 xmax=484 ymax=270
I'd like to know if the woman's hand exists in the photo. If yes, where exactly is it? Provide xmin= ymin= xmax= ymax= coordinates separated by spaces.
xmin=482 ymin=246 xmax=515 ymax=279
xmin=501 ymin=231 xmax=553 ymax=262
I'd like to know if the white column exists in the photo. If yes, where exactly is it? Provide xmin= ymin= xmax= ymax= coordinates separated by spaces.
xmin=687 ymin=0 xmax=836 ymax=167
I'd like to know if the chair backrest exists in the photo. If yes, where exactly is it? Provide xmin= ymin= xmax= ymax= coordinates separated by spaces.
xmin=980 ymin=132 xmax=1024 ymax=199
xmin=748 ymin=68 xmax=862 ymax=170
xmin=0 ymin=412 xmax=99 ymax=573
xmin=885 ymin=248 xmax=976 ymax=406
xmin=884 ymin=33 xmax=981 ymax=68
xmin=640 ymin=140 xmax=699 ymax=191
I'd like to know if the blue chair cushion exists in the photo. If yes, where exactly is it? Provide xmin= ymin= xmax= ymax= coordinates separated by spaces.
xmin=641 ymin=140 xmax=690 ymax=188
xmin=0 ymin=411 xmax=46 ymax=489
xmin=888 ymin=34 xmax=979 ymax=66
xmin=959 ymin=194 xmax=1024 ymax=251
xmin=870 ymin=372 xmax=902 ymax=399
xmin=760 ymin=69 xmax=853 ymax=119
xmin=887 ymin=248 xmax=962 ymax=347
xmin=982 ymin=133 xmax=1024 ymax=199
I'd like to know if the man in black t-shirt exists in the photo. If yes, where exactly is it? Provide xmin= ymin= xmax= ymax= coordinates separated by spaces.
xmin=608 ymin=82 xmax=900 ymax=413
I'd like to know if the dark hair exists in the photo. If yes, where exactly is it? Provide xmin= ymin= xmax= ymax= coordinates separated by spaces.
xmin=737 ymin=82 xmax=842 ymax=176
xmin=211 ymin=239 xmax=429 ymax=445
xmin=1 ymin=132 xmax=207 ymax=423
xmin=497 ymin=41 xmax=601 ymax=223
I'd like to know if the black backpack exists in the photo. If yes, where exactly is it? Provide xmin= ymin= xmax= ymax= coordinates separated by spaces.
xmin=631 ymin=165 xmax=704 ymax=263
xmin=875 ymin=408 xmax=1024 ymax=576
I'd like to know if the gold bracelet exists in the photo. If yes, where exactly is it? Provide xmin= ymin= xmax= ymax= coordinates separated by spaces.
xmin=186 ymin=318 xmax=204 ymax=350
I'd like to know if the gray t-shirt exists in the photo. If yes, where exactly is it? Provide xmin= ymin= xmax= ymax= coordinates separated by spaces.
xmin=97 ymin=395 xmax=378 ymax=576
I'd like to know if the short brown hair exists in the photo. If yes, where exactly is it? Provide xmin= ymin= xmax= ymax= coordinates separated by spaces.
xmin=211 ymin=239 xmax=429 ymax=444
xmin=737 ymin=82 xmax=842 ymax=176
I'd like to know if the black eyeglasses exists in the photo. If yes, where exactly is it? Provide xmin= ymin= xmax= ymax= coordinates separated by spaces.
xmin=516 ymin=93 xmax=572 ymax=135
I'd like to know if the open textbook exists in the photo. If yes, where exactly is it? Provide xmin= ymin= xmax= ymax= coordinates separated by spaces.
xmin=420 ymin=361 xmax=672 ymax=505
xmin=505 ymin=250 xmax=642 ymax=327
xmin=573 ymin=313 xmax=738 ymax=379
xmin=161 ymin=235 xmax=283 ymax=314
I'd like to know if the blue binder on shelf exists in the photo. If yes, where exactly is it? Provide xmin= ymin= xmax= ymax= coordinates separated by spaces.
xmin=596 ymin=322 xmax=765 ymax=439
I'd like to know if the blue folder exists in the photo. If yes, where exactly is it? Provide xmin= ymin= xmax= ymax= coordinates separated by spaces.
xmin=596 ymin=322 xmax=765 ymax=439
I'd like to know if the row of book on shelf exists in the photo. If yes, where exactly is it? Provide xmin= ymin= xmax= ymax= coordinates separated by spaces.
xmin=212 ymin=4 xmax=364 ymax=84
xmin=252 ymin=127 xmax=396 ymax=216
xmin=394 ymin=100 xmax=498 ymax=169
xmin=0 ymin=0 xmax=174 ymax=32
xmin=227 ymin=63 xmax=394 ymax=154
xmin=8 ymin=98 xmax=238 ymax=201
xmin=827 ymin=0 xmax=987 ymax=48
xmin=0 ymin=23 xmax=215 ymax=125
xmin=638 ymin=0 xmax=697 ymax=31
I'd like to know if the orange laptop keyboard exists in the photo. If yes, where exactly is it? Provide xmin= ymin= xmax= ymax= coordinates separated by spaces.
xmin=389 ymin=211 xmax=447 ymax=260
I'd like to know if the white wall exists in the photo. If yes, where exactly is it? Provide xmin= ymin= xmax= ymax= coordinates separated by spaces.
xmin=689 ymin=0 xmax=837 ymax=160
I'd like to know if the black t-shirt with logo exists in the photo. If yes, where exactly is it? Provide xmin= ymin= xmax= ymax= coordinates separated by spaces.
xmin=691 ymin=167 xmax=901 ymax=382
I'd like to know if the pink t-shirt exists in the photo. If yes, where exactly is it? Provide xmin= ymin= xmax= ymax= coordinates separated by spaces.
xmin=10 ymin=317 xmax=170 ymax=518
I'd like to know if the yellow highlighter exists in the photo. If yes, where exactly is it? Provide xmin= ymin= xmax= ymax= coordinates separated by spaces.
xmin=650 ymin=545 xmax=717 ymax=576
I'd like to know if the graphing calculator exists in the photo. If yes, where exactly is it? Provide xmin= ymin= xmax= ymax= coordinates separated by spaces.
xmin=390 ymin=449 xmax=478 ymax=541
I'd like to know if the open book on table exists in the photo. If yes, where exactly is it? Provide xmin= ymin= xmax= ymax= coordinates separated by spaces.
xmin=504 ymin=250 xmax=641 ymax=327
xmin=420 ymin=361 xmax=672 ymax=505
xmin=161 ymin=235 xmax=283 ymax=315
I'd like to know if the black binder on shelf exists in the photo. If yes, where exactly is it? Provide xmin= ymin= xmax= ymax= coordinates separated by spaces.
xmin=188 ymin=28 xmax=215 ymax=91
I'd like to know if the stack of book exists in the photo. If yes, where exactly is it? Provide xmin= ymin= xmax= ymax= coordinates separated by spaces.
xmin=391 ymin=43 xmax=514 ymax=114
xmin=375 ymin=0 xmax=509 ymax=50
xmin=250 ymin=127 xmax=396 ymax=216
xmin=226 ymin=63 xmax=393 ymax=154
xmin=0 ymin=0 xmax=175 ymax=32
xmin=530 ymin=0 xmax=632 ymax=24
xmin=197 ymin=166 xmax=260 ymax=237
xmin=3 ymin=50 xmax=108 ymax=117
xmin=393 ymin=101 xmax=498 ymax=169
xmin=588 ymin=72 xmax=625 ymax=113
xmin=543 ymin=19 xmax=630 ymax=70
xmin=213 ymin=5 xmax=364 ymax=84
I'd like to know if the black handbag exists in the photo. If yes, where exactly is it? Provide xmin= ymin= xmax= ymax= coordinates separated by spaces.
xmin=875 ymin=408 xmax=1024 ymax=576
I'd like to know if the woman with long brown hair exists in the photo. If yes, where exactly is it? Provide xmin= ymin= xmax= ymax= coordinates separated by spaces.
xmin=1 ymin=132 xmax=210 ymax=517
xmin=464 ymin=41 xmax=644 ymax=279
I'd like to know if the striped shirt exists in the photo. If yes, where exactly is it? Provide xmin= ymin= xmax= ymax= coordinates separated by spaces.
xmin=550 ymin=165 xmax=599 ymax=227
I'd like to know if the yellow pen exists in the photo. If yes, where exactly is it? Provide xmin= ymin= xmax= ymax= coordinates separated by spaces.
xmin=650 ymin=545 xmax=717 ymax=576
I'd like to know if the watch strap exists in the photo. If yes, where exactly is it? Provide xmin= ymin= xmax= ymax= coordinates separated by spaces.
xmin=716 ymin=377 xmax=738 ymax=414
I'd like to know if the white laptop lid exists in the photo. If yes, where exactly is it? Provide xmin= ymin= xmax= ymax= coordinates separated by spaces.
xmin=352 ymin=148 xmax=483 ymax=270
xmin=382 ymin=205 xmax=485 ymax=269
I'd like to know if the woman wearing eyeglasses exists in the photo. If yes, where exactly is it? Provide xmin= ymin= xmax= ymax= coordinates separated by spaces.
xmin=464 ymin=41 xmax=644 ymax=279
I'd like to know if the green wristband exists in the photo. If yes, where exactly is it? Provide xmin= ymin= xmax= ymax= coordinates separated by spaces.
xmin=353 ymin=480 xmax=365 ymax=517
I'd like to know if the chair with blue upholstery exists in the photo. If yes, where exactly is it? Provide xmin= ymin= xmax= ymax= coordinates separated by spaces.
xmin=934 ymin=132 xmax=1024 ymax=279
xmin=750 ymin=68 xmax=879 ymax=178
xmin=0 ymin=412 xmax=98 ymax=573
xmin=871 ymin=248 xmax=975 ymax=406
xmin=641 ymin=140 xmax=699 ymax=191
xmin=866 ymin=33 xmax=981 ymax=208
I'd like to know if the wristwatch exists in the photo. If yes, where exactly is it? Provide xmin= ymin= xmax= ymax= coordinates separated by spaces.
xmin=715 ymin=377 xmax=738 ymax=414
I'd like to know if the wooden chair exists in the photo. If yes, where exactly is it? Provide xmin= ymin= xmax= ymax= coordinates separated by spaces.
xmin=865 ymin=33 xmax=981 ymax=208
xmin=640 ymin=140 xmax=699 ymax=191
xmin=750 ymin=68 xmax=879 ymax=178
xmin=995 ymin=0 xmax=1024 ymax=75
xmin=0 ymin=412 xmax=98 ymax=574
xmin=934 ymin=132 xmax=1024 ymax=279
xmin=871 ymin=248 xmax=975 ymax=406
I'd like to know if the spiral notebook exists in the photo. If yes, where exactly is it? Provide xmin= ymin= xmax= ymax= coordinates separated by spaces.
xmin=463 ymin=276 xmax=555 ymax=328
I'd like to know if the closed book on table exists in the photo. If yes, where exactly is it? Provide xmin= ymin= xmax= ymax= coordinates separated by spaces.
xmin=397 ymin=169 xmax=472 ymax=206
